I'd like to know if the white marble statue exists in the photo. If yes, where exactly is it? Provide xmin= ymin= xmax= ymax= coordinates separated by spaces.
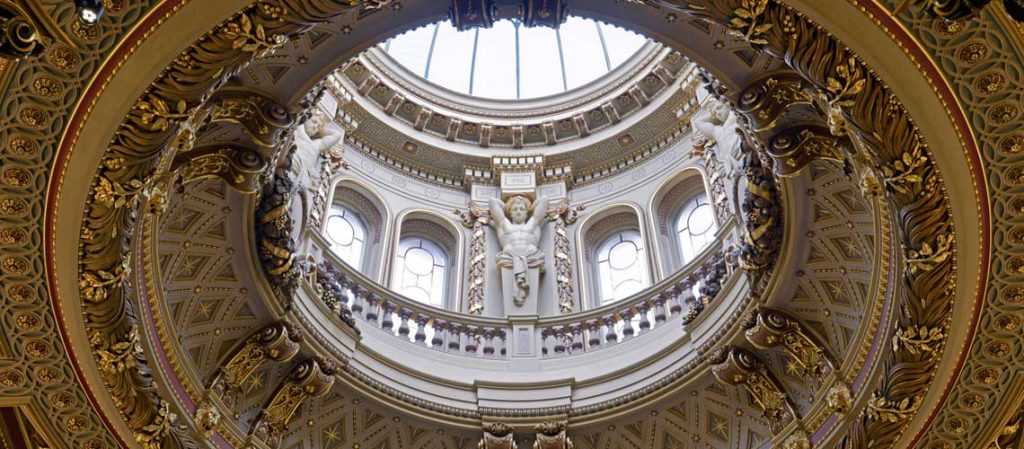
xmin=488 ymin=195 xmax=549 ymax=309
xmin=691 ymin=97 xmax=743 ymax=168
xmin=292 ymin=110 xmax=344 ymax=187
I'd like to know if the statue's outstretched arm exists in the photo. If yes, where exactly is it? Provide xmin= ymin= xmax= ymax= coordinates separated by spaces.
xmin=319 ymin=125 xmax=344 ymax=150
xmin=529 ymin=196 xmax=549 ymax=229
xmin=488 ymin=197 xmax=507 ymax=229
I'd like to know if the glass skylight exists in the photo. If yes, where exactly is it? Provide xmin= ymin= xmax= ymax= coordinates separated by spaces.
xmin=381 ymin=17 xmax=648 ymax=100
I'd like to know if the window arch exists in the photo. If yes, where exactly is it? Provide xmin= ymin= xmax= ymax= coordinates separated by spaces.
xmin=325 ymin=204 xmax=367 ymax=271
xmin=595 ymin=229 xmax=649 ymax=304
xmin=392 ymin=236 xmax=449 ymax=307
xmin=675 ymin=193 xmax=717 ymax=264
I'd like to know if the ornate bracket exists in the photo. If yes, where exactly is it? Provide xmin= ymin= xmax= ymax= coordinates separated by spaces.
xmin=734 ymin=73 xmax=814 ymax=133
xmin=250 ymin=357 xmax=336 ymax=449
xmin=744 ymin=308 xmax=832 ymax=379
xmin=710 ymin=346 xmax=799 ymax=434
xmin=209 ymin=322 xmax=302 ymax=410
xmin=534 ymin=421 xmax=574 ymax=449
xmin=478 ymin=422 xmax=515 ymax=449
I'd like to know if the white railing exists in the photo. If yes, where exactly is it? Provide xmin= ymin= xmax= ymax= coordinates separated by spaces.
xmin=306 ymin=224 xmax=733 ymax=360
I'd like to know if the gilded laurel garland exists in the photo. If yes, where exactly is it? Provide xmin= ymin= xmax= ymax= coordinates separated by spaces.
xmin=457 ymin=203 xmax=489 ymax=315
xmin=548 ymin=201 xmax=583 ymax=314
xmin=75 ymin=1 xmax=359 ymax=447
xmin=632 ymin=2 xmax=959 ymax=448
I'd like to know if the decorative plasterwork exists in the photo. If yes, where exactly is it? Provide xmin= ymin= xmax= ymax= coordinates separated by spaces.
xmin=14 ymin=0 xmax=1010 ymax=448
xmin=338 ymin=46 xmax=687 ymax=149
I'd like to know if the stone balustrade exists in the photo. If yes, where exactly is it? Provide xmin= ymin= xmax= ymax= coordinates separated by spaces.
xmin=306 ymin=225 xmax=733 ymax=360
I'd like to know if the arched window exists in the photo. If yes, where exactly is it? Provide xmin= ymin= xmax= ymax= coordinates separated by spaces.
xmin=325 ymin=205 xmax=367 ymax=271
xmin=595 ymin=229 xmax=649 ymax=304
xmin=392 ymin=237 xmax=448 ymax=307
xmin=676 ymin=194 xmax=717 ymax=264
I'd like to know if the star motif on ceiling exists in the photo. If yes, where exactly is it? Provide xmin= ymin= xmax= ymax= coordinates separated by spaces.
xmin=827 ymin=281 xmax=845 ymax=298
xmin=842 ymin=238 xmax=860 ymax=256
xmin=323 ymin=425 xmax=341 ymax=444
xmin=197 ymin=301 xmax=212 ymax=318
xmin=168 ymin=211 xmax=191 ymax=229
xmin=180 ymin=256 xmax=199 ymax=276
xmin=711 ymin=418 xmax=728 ymax=437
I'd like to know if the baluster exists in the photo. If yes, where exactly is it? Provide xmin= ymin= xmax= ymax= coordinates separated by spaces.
xmin=350 ymin=285 xmax=366 ymax=316
xmin=432 ymin=320 xmax=447 ymax=348
xmin=666 ymin=286 xmax=682 ymax=316
xmin=465 ymin=326 xmax=479 ymax=354
xmin=365 ymin=293 xmax=381 ymax=322
xmin=652 ymin=294 xmax=667 ymax=324
xmin=539 ymin=328 xmax=549 ymax=356
xmin=414 ymin=314 xmax=429 ymax=344
xmin=603 ymin=315 xmax=618 ymax=344
xmin=482 ymin=328 xmax=495 ymax=356
xmin=586 ymin=320 xmax=602 ymax=349
xmin=553 ymin=326 xmax=566 ymax=355
xmin=381 ymin=301 xmax=396 ymax=331
xmin=448 ymin=324 xmax=463 ymax=352
xmin=337 ymin=275 xmax=352 ymax=306
xmin=620 ymin=309 xmax=635 ymax=339
xmin=498 ymin=329 xmax=508 ymax=357
xmin=397 ymin=309 xmax=412 ymax=337
xmin=570 ymin=324 xmax=584 ymax=352
xmin=637 ymin=303 xmax=651 ymax=332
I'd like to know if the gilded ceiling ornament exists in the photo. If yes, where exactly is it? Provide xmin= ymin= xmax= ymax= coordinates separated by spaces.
xmin=31 ymin=76 xmax=63 ymax=99
xmin=7 ymin=136 xmax=37 ymax=157
xmin=865 ymin=393 xmax=920 ymax=423
xmin=891 ymin=324 xmax=946 ymax=357
xmin=6 ymin=284 xmax=32 ymax=303
xmin=0 ymin=369 xmax=24 ymax=387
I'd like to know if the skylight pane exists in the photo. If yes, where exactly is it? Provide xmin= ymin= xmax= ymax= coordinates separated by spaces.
xmin=559 ymin=17 xmax=609 ymax=90
xmin=600 ymin=23 xmax=647 ymax=68
xmin=383 ymin=17 xmax=647 ymax=100
xmin=426 ymin=21 xmax=475 ymax=94
xmin=386 ymin=25 xmax=437 ymax=77
xmin=472 ymin=20 xmax=518 ymax=99
xmin=518 ymin=25 xmax=564 ymax=99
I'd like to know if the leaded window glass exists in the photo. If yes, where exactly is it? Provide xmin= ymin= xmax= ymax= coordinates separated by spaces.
xmin=392 ymin=237 xmax=448 ymax=307
xmin=595 ymin=229 xmax=649 ymax=304
xmin=676 ymin=194 xmax=717 ymax=264
xmin=325 ymin=205 xmax=367 ymax=271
